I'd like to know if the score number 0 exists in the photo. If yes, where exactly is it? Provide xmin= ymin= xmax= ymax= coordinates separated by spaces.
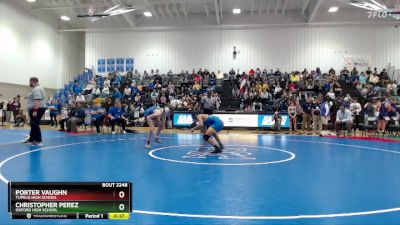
xmin=118 ymin=191 xmax=126 ymax=211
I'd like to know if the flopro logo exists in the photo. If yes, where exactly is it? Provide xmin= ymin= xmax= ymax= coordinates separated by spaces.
xmin=258 ymin=115 xmax=289 ymax=128
xmin=368 ymin=11 xmax=389 ymax=18
xmin=174 ymin=114 xmax=193 ymax=126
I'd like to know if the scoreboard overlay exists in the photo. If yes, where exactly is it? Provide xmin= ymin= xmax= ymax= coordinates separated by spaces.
xmin=8 ymin=182 xmax=132 ymax=220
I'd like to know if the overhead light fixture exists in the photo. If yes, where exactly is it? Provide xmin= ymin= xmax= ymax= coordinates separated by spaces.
xmin=143 ymin=11 xmax=152 ymax=17
xmin=109 ymin=8 xmax=135 ymax=16
xmin=26 ymin=0 xmax=36 ymax=2
xmin=104 ymin=5 xmax=120 ymax=14
xmin=328 ymin=6 xmax=339 ymax=13
xmin=60 ymin=15 xmax=71 ymax=21
xmin=233 ymin=8 xmax=241 ymax=14
xmin=347 ymin=0 xmax=387 ymax=11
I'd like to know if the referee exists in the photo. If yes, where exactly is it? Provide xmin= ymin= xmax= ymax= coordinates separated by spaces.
xmin=24 ymin=77 xmax=47 ymax=145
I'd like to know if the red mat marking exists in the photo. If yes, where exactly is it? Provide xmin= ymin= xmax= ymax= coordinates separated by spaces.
xmin=323 ymin=135 xmax=400 ymax=143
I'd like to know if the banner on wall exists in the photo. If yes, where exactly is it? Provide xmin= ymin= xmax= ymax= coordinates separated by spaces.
xmin=343 ymin=55 xmax=371 ymax=68
xmin=107 ymin=58 xmax=115 ymax=72
xmin=173 ymin=113 xmax=290 ymax=128
xmin=97 ymin=59 xmax=106 ymax=73
xmin=126 ymin=58 xmax=134 ymax=72
xmin=116 ymin=58 xmax=124 ymax=72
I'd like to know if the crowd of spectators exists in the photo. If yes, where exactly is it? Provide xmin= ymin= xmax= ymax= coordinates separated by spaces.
xmin=225 ymin=66 xmax=399 ymax=135
xmin=0 ymin=95 xmax=25 ymax=127
xmin=1 ymin=66 xmax=399 ymax=136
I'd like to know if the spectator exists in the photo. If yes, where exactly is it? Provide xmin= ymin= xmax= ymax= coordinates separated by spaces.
xmin=11 ymin=97 xmax=21 ymax=122
xmin=377 ymin=97 xmax=391 ymax=133
xmin=107 ymin=101 xmax=127 ymax=134
xmin=150 ymin=89 xmax=159 ymax=101
xmin=6 ymin=100 xmax=12 ymax=123
xmin=359 ymin=72 xmax=367 ymax=86
xmin=73 ymin=82 xmax=82 ymax=94
xmin=48 ymin=99 xmax=58 ymax=127
xmin=379 ymin=69 xmax=390 ymax=86
xmin=249 ymin=68 xmax=256 ymax=76
xmin=102 ymin=86 xmax=110 ymax=96
xmin=229 ymin=68 xmax=236 ymax=77
xmin=104 ymin=77 xmax=111 ymax=88
xmin=84 ymin=82 xmax=94 ymax=95
xmin=90 ymin=99 xmax=106 ymax=134
xmin=168 ymin=96 xmax=180 ymax=109
xmin=288 ymin=101 xmax=297 ymax=132
xmin=13 ymin=109 xmax=26 ymax=127
xmin=270 ymin=111 xmax=282 ymax=131
xmin=211 ymin=93 xmax=221 ymax=110
xmin=387 ymin=81 xmax=397 ymax=96
xmin=320 ymin=98 xmax=330 ymax=131
xmin=335 ymin=105 xmax=353 ymax=136
xmin=290 ymin=72 xmax=300 ymax=83
xmin=275 ymin=68 xmax=282 ymax=76
xmin=168 ymin=81 xmax=175 ymax=94
xmin=349 ymin=98 xmax=362 ymax=129
xmin=0 ymin=101 xmax=4 ymax=126
xmin=102 ymin=97 xmax=112 ymax=113
xmin=160 ymin=94 xmax=167 ymax=106
xmin=329 ymin=67 xmax=336 ymax=76
xmin=217 ymin=70 xmax=224 ymax=79
xmin=252 ymin=93 xmax=262 ymax=112
xmin=59 ymin=102 xmax=85 ymax=132
xmin=302 ymin=97 xmax=313 ymax=131
xmin=92 ymin=86 xmax=101 ymax=96
xmin=112 ymin=87 xmax=123 ymax=100
xmin=312 ymin=97 xmax=322 ymax=134
xmin=369 ymin=73 xmax=379 ymax=85
xmin=75 ymin=93 xmax=85 ymax=104
xmin=123 ymin=85 xmax=131 ymax=98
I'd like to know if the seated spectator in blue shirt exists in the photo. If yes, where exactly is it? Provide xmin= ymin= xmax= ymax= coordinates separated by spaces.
xmin=130 ymin=83 xmax=140 ymax=97
xmin=209 ymin=74 xmax=217 ymax=86
xmin=323 ymin=82 xmax=331 ymax=94
xmin=113 ymin=75 xmax=124 ymax=88
xmin=47 ymin=99 xmax=59 ymax=127
xmin=148 ymin=82 xmax=155 ymax=89
xmin=107 ymin=101 xmax=127 ymax=134
xmin=112 ymin=87 xmax=123 ymax=100
xmin=73 ymin=82 xmax=82 ymax=94
xmin=90 ymin=99 xmax=106 ymax=134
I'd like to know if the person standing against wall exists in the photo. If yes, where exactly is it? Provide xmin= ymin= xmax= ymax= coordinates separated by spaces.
xmin=201 ymin=92 xmax=214 ymax=115
xmin=302 ymin=97 xmax=313 ymax=132
xmin=11 ymin=97 xmax=21 ymax=122
xmin=24 ymin=77 xmax=47 ymax=145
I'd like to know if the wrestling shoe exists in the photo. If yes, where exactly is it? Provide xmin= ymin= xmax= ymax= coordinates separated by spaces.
xmin=210 ymin=146 xmax=222 ymax=154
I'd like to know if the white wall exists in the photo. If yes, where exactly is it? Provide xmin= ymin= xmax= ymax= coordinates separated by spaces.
xmin=85 ymin=24 xmax=400 ymax=74
xmin=0 ymin=1 xmax=84 ymax=89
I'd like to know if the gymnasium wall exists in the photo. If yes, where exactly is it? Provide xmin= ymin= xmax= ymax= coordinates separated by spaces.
xmin=85 ymin=24 xmax=400 ymax=74
xmin=0 ymin=1 xmax=84 ymax=89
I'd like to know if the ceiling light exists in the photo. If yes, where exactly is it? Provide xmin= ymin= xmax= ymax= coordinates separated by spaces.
xmin=348 ymin=0 xmax=387 ymax=11
xmin=60 ymin=15 xmax=71 ymax=21
xmin=104 ymin=5 xmax=120 ymax=14
xmin=109 ymin=8 xmax=135 ymax=16
xmin=26 ymin=0 xmax=36 ymax=2
xmin=233 ymin=8 xmax=241 ymax=14
xmin=328 ymin=6 xmax=339 ymax=13
xmin=143 ymin=11 xmax=152 ymax=17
